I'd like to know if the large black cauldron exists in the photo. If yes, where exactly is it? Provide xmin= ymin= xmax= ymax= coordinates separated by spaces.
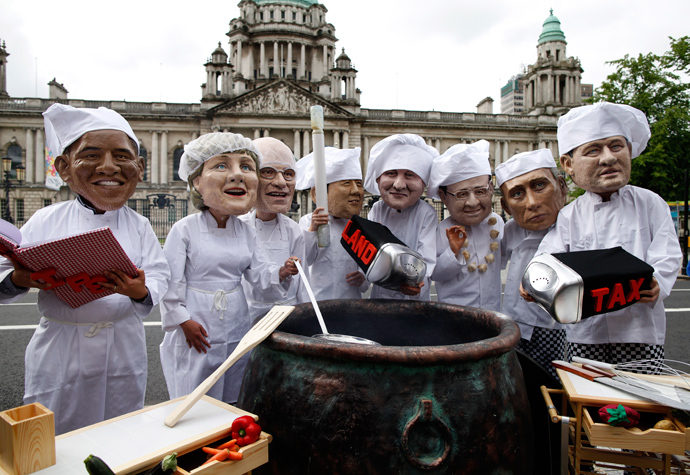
xmin=237 ymin=300 xmax=533 ymax=474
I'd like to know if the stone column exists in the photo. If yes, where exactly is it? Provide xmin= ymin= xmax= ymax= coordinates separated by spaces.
xmin=539 ymin=140 xmax=546 ymax=150
xmin=25 ymin=128 xmax=34 ymax=183
xmin=151 ymin=132 xmax=159 ymax=185
xmin=493 ymin=140 xmax=501 ymax=169
xmin=333 ymin=130 xmax=339 ymax=148
xmin=160 ymin=131 xmax=168 ymax=184
xmin=273 ymin=42 xmax=279 ymax=77
xmin=293 ymin=129 xmax=301 ymax=158
xmin=434 ymin=138 xmax=441 ymax=152
xmin=575 ymin=75 xmax=581 ymax=104
xmin=300 ymin=44 xmax=306 ymax=78
xmin=343 ymin=131 xmax=349 ymax=149
xmin=503 ymin=140 xmax=509 ymax=164
xmin=260 ymin=42 xmax=266 ymax=77
xmin=322 ymin=44 xmax=328 ymax=77
xmin=263 ymin=129 xmax=270 ymax=137
xmin=528 ymin=142 xmax=534 ymax=151
xmin=287 ymin=42 xmax=293 ymax=77
xmin=236 ymin=40 xmax=243 ymax=77
xmin=303 ymin=130 xmax=311 ymax=154
xmin=35 ymin=128 xmax=44 ymax=184
xmin=254 ymin=128 xmax=261 ymax=139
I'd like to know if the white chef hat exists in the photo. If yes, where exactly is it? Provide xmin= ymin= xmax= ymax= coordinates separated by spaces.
xmin=557 ymin=102 xmax=650 ymax=158
xmin=43 ymin=103 xmax=139 ymax=157
xmin=426 ymin=140 xmax=491 ymax=200
xmin=253 ymin=137 xmax=296 ymax=168
xmin=295 ymin=147 xmax=362 ymax=190
xmin=495 ymin=149 xmax=557 ymax=188
xmin=364 ymin=134 xmax=439 ymax=195
xmin=179 ymin=132 xmax=259 ymax=181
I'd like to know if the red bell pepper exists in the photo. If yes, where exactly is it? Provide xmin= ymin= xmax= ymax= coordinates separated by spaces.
xmin=230 ymin=415 xmax=261 ymax=446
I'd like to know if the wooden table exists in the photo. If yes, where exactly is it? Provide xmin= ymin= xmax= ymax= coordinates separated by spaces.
xmin=542 ymin=368 xmax=690 ymax=474
xmin=1 ymin=396 xmax=270 ymax=475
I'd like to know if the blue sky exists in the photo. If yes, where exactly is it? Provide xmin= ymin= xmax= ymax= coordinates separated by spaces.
xmin=2 ymin=0 xmax=688 ymax=113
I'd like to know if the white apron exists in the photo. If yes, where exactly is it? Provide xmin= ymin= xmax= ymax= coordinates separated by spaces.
xmin=160 ymin=213 xmax=284 ymax=403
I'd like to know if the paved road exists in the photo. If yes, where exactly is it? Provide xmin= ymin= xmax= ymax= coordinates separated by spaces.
xmin=2 ymin=279 xmax=690 ymax=412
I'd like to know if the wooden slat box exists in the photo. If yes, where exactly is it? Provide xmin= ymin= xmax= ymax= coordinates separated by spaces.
xmin=583 ymin=406 xmax=690 ymax=454
xmin=0 ymin=396 xmax=270 ymax=475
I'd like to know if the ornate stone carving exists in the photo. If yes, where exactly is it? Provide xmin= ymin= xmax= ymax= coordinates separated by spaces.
xmin=217 ymin=80 xmax=350 ymax=118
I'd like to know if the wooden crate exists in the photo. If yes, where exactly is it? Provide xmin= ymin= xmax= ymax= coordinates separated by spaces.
xmin=172 ymin=432 xmax=271 ymax=475
xmin=583 ymin=406 xmax=690 ymax=454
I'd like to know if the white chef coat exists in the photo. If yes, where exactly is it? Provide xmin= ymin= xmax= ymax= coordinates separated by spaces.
xmin=240 ymin=211 xmax=309 ymax=321
xmin=0 ymin=200 xmax=170 ymax=435
xmin=501 ymin=219 xmax=563 ymax=340
xmin=298 ymin=214 xmax=368 ymax=300
xmin=367 ymin=200 xmax=437 ymax=301
xmin=537 ymin=185 xmax=681 ymax=345
xmin=160 ymin=211 xmax=288 ymax=403
xmin=432 ymin=212 xmax=504 ymax=311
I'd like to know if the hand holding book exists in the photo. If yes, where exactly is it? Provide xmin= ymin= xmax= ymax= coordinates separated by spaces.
xmin=0 ymin=218 xmax=141 ymax=308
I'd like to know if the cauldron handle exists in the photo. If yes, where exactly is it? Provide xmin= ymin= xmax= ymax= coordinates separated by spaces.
xmin=401 ymin=398 xmax=452 ymax=470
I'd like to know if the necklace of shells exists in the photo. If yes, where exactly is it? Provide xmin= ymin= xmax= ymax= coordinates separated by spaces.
xmin=462 ymin=216 xmax=500 ymax=273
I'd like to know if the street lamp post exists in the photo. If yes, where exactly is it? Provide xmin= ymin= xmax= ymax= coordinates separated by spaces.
xmin=2 ymin=156 xmax=25 ymax=225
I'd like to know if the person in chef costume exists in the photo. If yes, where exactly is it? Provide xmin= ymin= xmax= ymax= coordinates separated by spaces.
xmin=364 ymin=134 xmax=438 ymax=300
xmin=296 ymin=147 xmax=368 ymax=300
xmin=160 ymin=132 xmax=298 ymax=403
xmin=240 ymin=137 xmax=309 ymax=322
xmin=496 ymin=149 xmax=568 ymax=379
xmin=0 ymin=103 xmax=170 ymax=434
xmin=535 ymin=102 xmax=681 ymax=370
xmin=427 ymin=140 xmax=504 ymax=310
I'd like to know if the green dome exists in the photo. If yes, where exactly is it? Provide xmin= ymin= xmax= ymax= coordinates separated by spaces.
xmin=538 ymin=9 xmax=566 ymax=44
xmin=252 ymin=0 xmax=319 ymax=7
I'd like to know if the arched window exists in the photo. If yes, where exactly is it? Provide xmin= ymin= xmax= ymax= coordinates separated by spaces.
xmin=6 ymin=144 xmax=22 ymax=179
xmin=173 ymin=147 xmax=184 ymax=181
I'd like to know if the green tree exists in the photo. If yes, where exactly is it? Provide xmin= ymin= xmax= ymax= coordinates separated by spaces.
xmin=591 ymin=36 xmax=690 ymax=200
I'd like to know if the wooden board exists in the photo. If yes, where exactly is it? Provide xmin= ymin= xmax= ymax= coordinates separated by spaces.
xmin=556 ymin=367 xmax=672 ymax=412
xmin=9 ymin=396 xmax=256 ymax=475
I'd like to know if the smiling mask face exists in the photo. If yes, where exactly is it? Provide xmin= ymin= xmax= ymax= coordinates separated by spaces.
xmin=192 ymin=153 xmax=259 ymax=221
xmin=55 ymin=129 xmax=144 ymax=213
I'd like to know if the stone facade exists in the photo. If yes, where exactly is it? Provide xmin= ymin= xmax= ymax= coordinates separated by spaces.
xmin=0 ymin=4 xmax=581 ymax=237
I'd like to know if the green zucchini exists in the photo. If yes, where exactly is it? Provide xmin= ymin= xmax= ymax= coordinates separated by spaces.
xmin=84 ymin=455 xmax=116 ymax=475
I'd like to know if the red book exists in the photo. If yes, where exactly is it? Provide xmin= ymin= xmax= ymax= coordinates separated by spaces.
xmin=0 ymin=219 xmax=138 ymax=308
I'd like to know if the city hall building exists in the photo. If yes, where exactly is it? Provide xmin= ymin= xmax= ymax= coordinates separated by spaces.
xmin=0 ymin=2 xmax=586 ymax=239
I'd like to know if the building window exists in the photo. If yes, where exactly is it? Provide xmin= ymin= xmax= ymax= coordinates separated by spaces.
xmin=43 ymin=198 xmax=52 ymax=207
xmin=6 ymin=144 xmax=22 ymax=179
xmin=269 ymin=67 xmax=274 ymax=78
xmin=281 ymin=10 xmax=285 ymax=19
xmin=173 ymin=148 xmax=184 ymax=181
xmin=260 ymin=12 xmax=263 ymax=20
xmin=15 ymin=199 xmax=24 ymax=225
xmin=270 ymin=10 xmax=273 ymax=19
xmin=139 ymin=142 xmax=148 ymax=181
xmin=292 ymin=12 xmax=296 ymax=21
xmin=292 ymin=68 xmax=297 ymax=78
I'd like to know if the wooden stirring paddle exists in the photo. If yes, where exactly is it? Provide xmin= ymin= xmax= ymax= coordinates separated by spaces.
xmin=164 ymin=305 xmax=295 ymax=427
